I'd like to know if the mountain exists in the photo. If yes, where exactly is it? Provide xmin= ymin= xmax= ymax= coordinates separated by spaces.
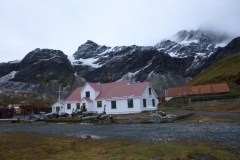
xmin=188 ymin=36 xmax=240 ymax=76
xmin=0 ymin=29 xmax=240 ymax=105
xmin=0 ymin=48 xmax=85 ymax=104
xmin=71 ymin=29 xmax=237 ymax=94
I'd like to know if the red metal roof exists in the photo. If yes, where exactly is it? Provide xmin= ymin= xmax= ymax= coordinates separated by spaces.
xmin=92 ymin=81 xmax=129 ymax=100
xmin=165 ymin=83 xmax=230 ymax=97
xmin=64 ymin=81 xmax=151 ymax=102
xmin=103 ymin=82 xmax=149 ymax=99
xmin=65 ymin=87 xmax=83 ymax=102
xmin=88 ymin=82 xmax=101 ymax=91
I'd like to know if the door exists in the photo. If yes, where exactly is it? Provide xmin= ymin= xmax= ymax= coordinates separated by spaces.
xmin=82 ymin=103 xmax=86 ymax=111
xmin=56 ymin=106 xmax=60 ymax=113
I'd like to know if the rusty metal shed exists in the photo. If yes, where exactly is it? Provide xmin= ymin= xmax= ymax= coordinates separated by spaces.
xmin=165 ymin=83 xmax=230 ymax=97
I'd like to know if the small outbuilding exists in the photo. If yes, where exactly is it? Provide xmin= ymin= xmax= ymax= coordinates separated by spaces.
xmin=165 ymin=83 xmax=230 ymax=101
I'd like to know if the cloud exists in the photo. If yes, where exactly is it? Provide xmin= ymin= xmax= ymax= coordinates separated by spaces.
xmin=0 ymin=0 xmax=240 ymax=62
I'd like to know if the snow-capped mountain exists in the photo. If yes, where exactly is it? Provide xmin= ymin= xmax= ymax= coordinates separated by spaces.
xmin=0 ymin=29 xmax=239 ymax=97
xmin=154 ymin=29 xmax=232 ymax=70
xmin=70 ymin=29 xmax=238 ymax=94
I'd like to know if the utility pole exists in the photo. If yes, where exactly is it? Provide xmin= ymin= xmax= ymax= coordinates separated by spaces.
xmin=58 ymin=83 xmax=63 ymax=102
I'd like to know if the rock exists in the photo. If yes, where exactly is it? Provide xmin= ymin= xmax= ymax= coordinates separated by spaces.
xmin=166 ymin=115 xmax=172 ymax=118
xmin=99 ymin=114 xmax=109 ymax=120
xmin=160 ymin=112 xmax=166 ymax=117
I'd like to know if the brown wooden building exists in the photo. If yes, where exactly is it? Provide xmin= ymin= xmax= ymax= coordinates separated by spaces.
xmin=165 ymin=83 xmax=230 ymax=101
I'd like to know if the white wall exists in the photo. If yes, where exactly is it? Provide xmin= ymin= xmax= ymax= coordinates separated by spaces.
xmin=64 ymin=102 xmax=80 ymax=114
xmin=80 ymin=99 xmax=93 ymax=112
xmin=92 ymin=100 xmax=107 ymax=114
xmin=140 ymin=84 xmax=158 ymax=109
xmin=80 ymin=84 xmax=96 ymax=101
xmin=52 ymin=102 xmax=64 ymax=114
xmin=104 ymin=98 xmax=142 ymax=114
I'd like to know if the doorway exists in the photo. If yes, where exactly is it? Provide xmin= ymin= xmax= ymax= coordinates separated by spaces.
xmin=56 ymin=106 xmax=60 ymax=113
xmin=82 ymin=103 xmax=87 ymax=111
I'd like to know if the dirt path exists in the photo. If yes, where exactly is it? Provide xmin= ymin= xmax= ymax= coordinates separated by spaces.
xmin=161 ymin=107 xmax=240 ymax=116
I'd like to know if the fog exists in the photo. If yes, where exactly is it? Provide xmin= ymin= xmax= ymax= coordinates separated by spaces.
xmin=0 ymin=0 xmax=240 ymax=62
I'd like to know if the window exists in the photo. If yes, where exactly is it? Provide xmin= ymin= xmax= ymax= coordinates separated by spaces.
xmin=143 ymin=99 xmax=146 ymax=107
xmin=67 ymin=104 xmax=71 ymax=110
xmin=127 ymin=99 xmax=134 ymax=108
xmin=111 ymin=101 xmax=116 ymax=109
xmin=152 ymin=99 xmax=155 ymax=106
xmin=86 ymin=91 xmax=90 ymax=97
xmin=149 ymin=88 xmax=152 ymax=95
xmin=56 ymin=106 xmax=60 ymax=112
xmin=53 ymin=107 xmax=55 ymax=109
xmin=97 ymin=101 xmax=102 ymax=108
xmin=61 ymin=106 xmax=63 ymax=109
xmin=76 ymin=103 xmax=80 ymax=109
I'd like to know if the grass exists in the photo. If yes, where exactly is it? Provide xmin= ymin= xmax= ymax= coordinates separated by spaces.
xmin=158 ymin=99 xmax=240 ymax=122
xmin=0 ymin=132 xmax=239 ymax=160
xmin=160 ymin=98 xmax=240 ymax=112
xmin=181 ymin=99 xmax=240 ymax=112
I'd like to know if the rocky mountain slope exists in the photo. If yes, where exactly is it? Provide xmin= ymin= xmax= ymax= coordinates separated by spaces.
xmin=71 ymin=29 xmax=237 ymax=94
xmin=0 ymin=49 xmax=85 ymax=104
xmin=0 ymin=29 xmax=239 ymax=105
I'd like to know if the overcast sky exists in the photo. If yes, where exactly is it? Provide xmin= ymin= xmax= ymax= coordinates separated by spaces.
xmin=0 ymin=0 xmax=240 ymax=62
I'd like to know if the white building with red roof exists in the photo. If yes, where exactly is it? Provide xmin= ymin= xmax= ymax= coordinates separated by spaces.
xmin=52 ymin=81 xmax=158 ymax=114
xmin=52 ymin=87 xmax=82 ymax=114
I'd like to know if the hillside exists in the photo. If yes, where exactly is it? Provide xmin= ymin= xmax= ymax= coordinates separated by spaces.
xmin=186 ymin=51 xmax=240 ymax=93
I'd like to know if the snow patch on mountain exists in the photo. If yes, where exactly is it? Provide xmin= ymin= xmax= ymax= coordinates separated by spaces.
xmin=8 ymin=60 xmax=21 ymax=64
xmin=186 ymin=53 xmax=207 ymax=71
xmin=79 ymin=58 xmax=102 ymax=68
xmin=0 ymin=71 xmax=17 ymax=83
xmin=215 ymin=41 xmax=229 ymax=48
xmin=147 ymin=71 xmax=155 ymax=80
xmin=117 ymin=71 xmax=140 ymax=82
xmin=98 ymin=48 xmax=112 ymax=55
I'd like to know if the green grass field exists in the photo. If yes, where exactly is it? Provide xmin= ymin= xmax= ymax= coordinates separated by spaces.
xmin=0 ymin=132 xmax=239 ymax=160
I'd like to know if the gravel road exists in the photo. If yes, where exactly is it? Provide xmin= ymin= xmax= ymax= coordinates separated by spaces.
xmin=0 ymin=121 xmax=240 ymax=147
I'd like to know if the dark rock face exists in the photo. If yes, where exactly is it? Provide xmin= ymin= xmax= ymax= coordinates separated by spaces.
xmin=72 ymin=43 xmax=194 ymax=94
xmin=185 ymin=37 xmax=240 ymax=77
xmin=0 ymin=48 xmax=77 ymax=98
xmin=73 ymin=40 xmax=111 ymax=60
xmin=12 ymin=48 xmax=74 ymax=84
xmin=0 ymin=62 xmax=19 ymax=78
